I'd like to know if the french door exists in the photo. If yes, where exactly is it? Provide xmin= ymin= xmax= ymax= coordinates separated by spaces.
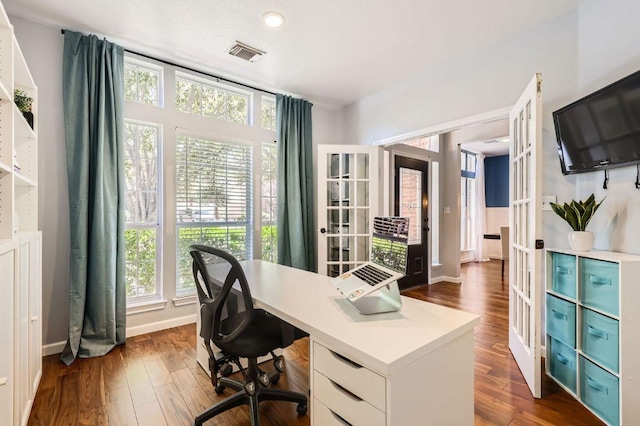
xmin=509 ymin=73 xmax=543 ymax=398
xmin=317 ymin=145 xmax=380 ymax=277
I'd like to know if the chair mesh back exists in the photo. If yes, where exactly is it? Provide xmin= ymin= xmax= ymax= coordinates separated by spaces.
xmin=190 ymin=245 xmax=253 ymax=344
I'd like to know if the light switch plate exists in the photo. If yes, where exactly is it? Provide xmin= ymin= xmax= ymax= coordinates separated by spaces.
xmin=542 ymin=195 xmax=557 ymax=211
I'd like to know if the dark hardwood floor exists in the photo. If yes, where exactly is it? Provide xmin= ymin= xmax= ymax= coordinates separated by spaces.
xmin=29 ymin=259 xmax=603 ymax=425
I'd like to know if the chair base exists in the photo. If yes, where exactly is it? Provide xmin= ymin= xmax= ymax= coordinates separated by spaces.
xmin=195 ymin=359 xmax=307 ymax=426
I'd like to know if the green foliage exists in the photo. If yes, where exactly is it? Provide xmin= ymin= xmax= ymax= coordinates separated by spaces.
xmin=261 ymin=225 xmax=277 ymax=262
xmin=125 ymin=228 xmax=157 ymax=298
xmin=175 ymin=77 xmax=248 ymax=125
xmin=550 ymin=194 xmax=604 ymax=231
xmin=124 ymin=64 xmax=159 ymax=105
xmin=14 ymin=89 xmax=33 ymax=113
xmin=261 ymin=99 xmax=276 ymax=131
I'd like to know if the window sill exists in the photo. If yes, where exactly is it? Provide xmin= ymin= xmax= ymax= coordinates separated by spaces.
xmin=173 ymin=294 xmax=197 ymax=307
xmin=127 ymin=298 xmax=168 ymax=316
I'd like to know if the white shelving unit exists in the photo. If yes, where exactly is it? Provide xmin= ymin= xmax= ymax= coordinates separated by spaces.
xmin=0 ymin=1 xmax=42 ymax=425
xmin=545 ymin=248 xmax=640 ymax=426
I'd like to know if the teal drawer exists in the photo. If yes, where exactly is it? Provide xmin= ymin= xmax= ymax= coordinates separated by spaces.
xmin=551 ymin=253 xmax=576 ymax=298
xmin=546 ymin=294 xmax=576 ymax=348
xmin=580 ymin=258 xmax=619 ymax=316
xmin=580 ymin=356 xmax=620 ymax=426
xmin=548 ymin=338 xmax=576 ymax=394
xmin=581 ymin=307 xmax=619 ymax=373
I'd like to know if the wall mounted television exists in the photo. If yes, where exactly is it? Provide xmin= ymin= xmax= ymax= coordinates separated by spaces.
xmin=553 ymin=69 xmax=640 ymax=175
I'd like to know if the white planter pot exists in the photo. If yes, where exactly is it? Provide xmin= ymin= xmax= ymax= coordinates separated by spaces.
xmin=568 ymin=231 xmax=594 ymax=251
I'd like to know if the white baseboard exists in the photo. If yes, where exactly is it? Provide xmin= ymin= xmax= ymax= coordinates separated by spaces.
xmin=429 ymin=275 xmax=462 ymax=284
xmin=42 ymin=314 xmax=197 ymax=356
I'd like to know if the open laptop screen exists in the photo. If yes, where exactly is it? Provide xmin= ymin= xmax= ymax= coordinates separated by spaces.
xmin=370 ymin=217 xmax=409 ymax=274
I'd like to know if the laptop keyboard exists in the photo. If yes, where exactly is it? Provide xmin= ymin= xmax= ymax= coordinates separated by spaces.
xmin=352 ymin=265 xmax=393 ymax=286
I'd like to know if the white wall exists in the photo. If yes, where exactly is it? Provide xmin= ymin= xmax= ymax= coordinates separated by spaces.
xmin=343 ymin=0 xmax=640 ymax=256
xmin=11 ymin=16 xmax=342 ymax=348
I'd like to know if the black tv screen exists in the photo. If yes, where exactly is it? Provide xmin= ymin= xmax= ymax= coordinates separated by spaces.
xmin=553 ymin=69 xmax=640 ymax=175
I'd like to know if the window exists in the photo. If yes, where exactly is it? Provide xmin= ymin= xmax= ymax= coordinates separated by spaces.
xmin=124 ymin=122 xmax=161 ymax=300
xmin=261 ymin=96 xmax=276 ymax=131
xmin=124 ymin=60 xmax=162 ymax=106
xmin=261 ymin=143 xmax=277 ymax=262
xmin=460 ymin=151 xmax=476 ymax=252
xmin=175 ymin=135 xmax=253 ymax=294
xmin=175 ymin=74 xmax=251 ymax=124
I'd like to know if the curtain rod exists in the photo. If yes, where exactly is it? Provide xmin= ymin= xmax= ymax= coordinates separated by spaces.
xmin=60 ymin=29 xmax=278 ymax=97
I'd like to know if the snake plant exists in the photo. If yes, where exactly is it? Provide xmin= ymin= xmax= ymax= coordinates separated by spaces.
xmin=550 ymin=194 xmax=604 ymax=232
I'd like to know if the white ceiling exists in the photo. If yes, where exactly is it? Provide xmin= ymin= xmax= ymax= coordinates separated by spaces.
xmin=4 ymin=0 xmax=583 ymax=109
xmin=462 ymin=139 xmax=510 ymax=157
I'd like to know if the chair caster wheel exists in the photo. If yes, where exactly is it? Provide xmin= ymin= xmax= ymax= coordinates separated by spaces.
xmin=220 ymin=363 xmax=232 ymax=377
xmin=296 ymin=404 xmax=308 ymax=415
xmin=258 ymin=371 xmax=270 ymax=387
xmin=274 ymin=355 xmax=285 ymax=372
xmin=270 ymin=373 xmax=280 ymax=385
xmin=245 ymin=381 xmax=256 ymax=396
xmin=214 ymin=385 xmax=226 ymax=394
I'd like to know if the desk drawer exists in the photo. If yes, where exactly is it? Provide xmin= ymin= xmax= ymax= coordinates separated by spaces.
xmin=546 ymin=294 xmax=576 ymax=348
xmin=551 ymin=252 xmax=576 ymax=298
xmin=313 ymin=342 xmax=386 ymax=411
xmin=581 ymin=307 xmax=619 ymax=373
xmin=313 ymin=398 xmax=353 ymax=426
xmin=314 ymin=371 xmax=385 ymax=426
xmin=580 ymin=258 xmax=619 ymax=316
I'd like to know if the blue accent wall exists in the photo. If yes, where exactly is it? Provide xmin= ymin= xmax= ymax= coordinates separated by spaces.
xmin=485 ymin=155 xmax=509 ymax=207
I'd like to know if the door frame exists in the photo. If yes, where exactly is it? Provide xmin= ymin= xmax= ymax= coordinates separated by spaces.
xmin=386 ymin=146 xmax=434 ymax=281
xmin=393 ymin=154 xmax=430 ymax=288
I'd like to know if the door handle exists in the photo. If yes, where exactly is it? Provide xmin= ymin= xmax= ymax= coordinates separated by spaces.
xmin=320 ymin=228 xmax=326 ymax=234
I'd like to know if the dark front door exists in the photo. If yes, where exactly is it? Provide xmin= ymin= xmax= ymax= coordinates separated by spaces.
xmin=394 ymin=155 xmax=429 ymax=289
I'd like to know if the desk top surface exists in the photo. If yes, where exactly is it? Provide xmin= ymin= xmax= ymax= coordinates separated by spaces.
xmin=240 ymin=260 xmax=481 ymax=376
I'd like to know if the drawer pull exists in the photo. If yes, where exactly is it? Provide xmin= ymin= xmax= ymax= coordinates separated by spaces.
xmin=551 ymin=309 xmax=567 ymax=320
xmin=588 ymin=275 xmax=611 ymax=286
xmin=556 ymin=266 xmax=572 ymax=275
xmin=331 ymin=380 xmax=363 ymax=402
xmin=556 ymin=353 xmax=571 ymax=366
xmin=329 ymin=409 xmax=352 ymax=426
xmin=0 ymin=377 xmax=6 ymax=386
xmin=330 ymin=350 xmax=363 ymax=369
xmin=586 ymin=376 xmax=608 ymax=394
xmin=587 ymin=325 xmax=609 ymax=340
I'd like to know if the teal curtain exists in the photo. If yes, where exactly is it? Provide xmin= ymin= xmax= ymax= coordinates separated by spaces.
xmin=61 ymin=31 xmax=126 ymax=365
xmin=276 ymin=95 xmax=315 ymax=271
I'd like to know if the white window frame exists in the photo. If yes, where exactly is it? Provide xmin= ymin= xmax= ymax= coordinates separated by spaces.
xmin=175 ymin=71 xmax=254 ymax=125
xmin=124 ymin=57 xmax=164 ymax=107
xmin=123 ymin=119 xmax=165 ymax=308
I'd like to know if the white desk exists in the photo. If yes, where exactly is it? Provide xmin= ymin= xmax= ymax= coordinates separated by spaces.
xmin=197 ymin=260 xmax=481 ymax=425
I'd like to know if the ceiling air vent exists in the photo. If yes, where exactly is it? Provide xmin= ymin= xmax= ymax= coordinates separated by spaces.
xmin=229 ymin=41 xmax=265 ymax=63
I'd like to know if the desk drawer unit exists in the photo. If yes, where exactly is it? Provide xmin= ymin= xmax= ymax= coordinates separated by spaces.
xmin=551 ymin=252 xmax=577 ymax=298
xmin=313 ymin=371 xmax=385 ymax=426
xmin=580 ymin=258 xmax=619 ymax=316
xmin=546 ymin=294 xmax=576 ymax=348
xmin=545 ymin=249 xmax=640 ymax=426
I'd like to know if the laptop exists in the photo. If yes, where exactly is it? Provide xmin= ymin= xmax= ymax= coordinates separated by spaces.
xmin=331 ymin=217 xmax=409 ymax=314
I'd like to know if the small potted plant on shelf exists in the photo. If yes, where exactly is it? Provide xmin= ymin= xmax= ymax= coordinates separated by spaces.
xmin=550 ymin=193 xmax=604 ymax=251
xmin=14 ymin=89 xmax=34 ymax=129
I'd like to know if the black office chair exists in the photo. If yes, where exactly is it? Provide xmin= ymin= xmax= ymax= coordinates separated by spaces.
xmin=189 ymin=245 xmax=308 ymax=426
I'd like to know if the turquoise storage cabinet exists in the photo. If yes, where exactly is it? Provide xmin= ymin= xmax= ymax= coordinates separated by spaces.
xmin=545 ymin=249 xmax=640 ymax=426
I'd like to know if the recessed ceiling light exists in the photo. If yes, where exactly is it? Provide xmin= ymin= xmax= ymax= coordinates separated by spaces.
xmin=263 ymin=12 xmax=285 ymax=28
